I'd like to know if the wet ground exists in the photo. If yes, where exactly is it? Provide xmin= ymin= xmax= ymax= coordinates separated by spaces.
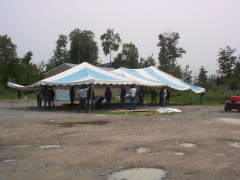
xmin=0 ymin=100 xmax=240 ymax=180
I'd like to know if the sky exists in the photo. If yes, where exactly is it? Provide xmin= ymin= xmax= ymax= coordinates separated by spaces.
xmin=1 ymin=0 xmax=240 ymax=76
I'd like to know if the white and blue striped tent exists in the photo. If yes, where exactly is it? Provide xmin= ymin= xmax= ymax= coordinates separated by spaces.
xmin=111 ymin=66 xmax=205 ymax=93
xmin=8 ymin=62 xmax=205 ymax=93
xmin=8 ymin=62 xmax=134 ymax=90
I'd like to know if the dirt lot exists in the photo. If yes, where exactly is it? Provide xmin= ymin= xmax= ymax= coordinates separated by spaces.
xmin=0 ymin=100 xmax=240 ymax=180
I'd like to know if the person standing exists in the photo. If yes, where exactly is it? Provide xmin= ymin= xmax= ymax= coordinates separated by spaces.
xmin=105 ymin=86 xmax=112 ymax=108
xmin=200 ymin=92 xmax=204 ymax=103
xmin=69 ymin=86 xmax=75 ymax=108
xmin=87 ymin=86 xmax=95 ymax=109
xmin=78 ymin=84 xmax=91 ymax=113
xmin=17 ymin=90 xmax=21 ymax=100
xmin=138 ymin=86 xmax=145 ymax=105
xmin=151 ymin=89 xmax=157 ymax=105
xmin=24 ymin=90 xmax=28 ymax=100
xmin=49 ymin=87 xmax=55 ymax=106
xmin=159 ymin=88 xmax=163 ymax=106
xmin=42 ymin=86 xmax=51 ymax=110
xmin=120 ymin=86 xmax=126 ymax=109
xmin=162 ymin=86 xmax=167 ymax=107
xmin=129 ymin=84 xmax=137 ymax=110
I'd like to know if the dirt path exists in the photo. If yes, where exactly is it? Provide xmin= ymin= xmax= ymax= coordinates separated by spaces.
xmin=0 ymin=100 xmax=240 ymax=180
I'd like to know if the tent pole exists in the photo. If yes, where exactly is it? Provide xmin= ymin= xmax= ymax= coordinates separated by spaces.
xmin=89 ymin=81 xmax=93 ymax=114
xmin=191 ymin=91 xmax=194 ymax=105
xmin=9 ymin=86 xmax=13 ymax=108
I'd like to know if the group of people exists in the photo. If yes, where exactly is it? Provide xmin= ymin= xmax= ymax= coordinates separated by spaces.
xmin=35 ymin=84 xmax=171 ymax=113
xmin=151 ymin=87 xmax=170 ymax=106
xmin=36 ymin=86 xmax=55 ymax=110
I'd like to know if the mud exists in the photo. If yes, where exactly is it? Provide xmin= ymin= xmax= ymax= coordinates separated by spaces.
xmin=0 ymin=100 xmax=240 ymax=180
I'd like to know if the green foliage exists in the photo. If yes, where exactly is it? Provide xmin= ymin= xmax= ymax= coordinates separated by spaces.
xmin=181 ymin=65 xmax=192 ymax=83
xmin=69 ymin=28 xmax=98 ymax=65
xmin=46 ymin=34 xmax=70 ymax=72
xmin=217 ymin=45 xmax=237 ymax=78
xmin=157 ymin=31 xmax=186 ymax=77
xmin=138 ymin=54 xmax=156 ymax=68
xmin=112 ymin=42 xmax=139 ymax=68
xmin=100 ymin=28 xmax=121 ymax=66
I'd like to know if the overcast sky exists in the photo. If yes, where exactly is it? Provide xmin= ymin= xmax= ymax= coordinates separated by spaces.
xmin=1 ymin=0 xmax=239 ymax=76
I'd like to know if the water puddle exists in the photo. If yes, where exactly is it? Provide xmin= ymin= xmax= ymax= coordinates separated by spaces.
xmin=215 ymin=153 xmax=225 ymax=156
xmin=40 ymin=145 xmax=65 ymax=150
xmin=218 ymin=118 xmax=240 ymax=124
xmin=44 ymin=120 xmax=110 ymax=127
xmin=3 ymin=159 xmax=17 ymax=163
xmin=179 ymin=143 xmax=196 ymax=148
xmin=108 ymin=168 xmax=166 ymax=180
xmin=174 ymin=152 xmax=185 ymax=156
xmin=136 ymin=147 xmax=148 ymax=154
xmin=229 ymin=142 xmax=240 ymax=148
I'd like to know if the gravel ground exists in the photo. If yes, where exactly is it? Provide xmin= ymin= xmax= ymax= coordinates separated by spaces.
xmin=0 ymin=100 xmax=240 ymax=180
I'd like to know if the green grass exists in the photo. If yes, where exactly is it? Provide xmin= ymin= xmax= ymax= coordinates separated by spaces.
xmin=1 ymin=88 xmax=239 ymax=106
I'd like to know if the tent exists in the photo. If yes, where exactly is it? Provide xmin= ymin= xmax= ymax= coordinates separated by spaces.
xmin=111 ymin=66 xmax=205 ymax=93
xmin=7 ymin=62 xmax=134 ymax=90
xmin=7 ymin=62 xmax=205 ymax=93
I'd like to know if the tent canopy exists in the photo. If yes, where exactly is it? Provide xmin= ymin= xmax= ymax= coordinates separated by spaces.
xmin=7 ymin=62 xmax=205 ymax=93
xmin=111 ymin=66 xmax=205 ymax=93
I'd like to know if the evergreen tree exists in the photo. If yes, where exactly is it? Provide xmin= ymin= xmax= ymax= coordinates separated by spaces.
xmin=181 ymin=65 xmax=192 ymax=83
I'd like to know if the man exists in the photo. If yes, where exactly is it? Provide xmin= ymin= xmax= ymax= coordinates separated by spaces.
xmin=42 ymin=86 xmax=50 ymax=110
xmin=129 ymin=84 xmax=137 ymax=110
xmin=120 ymin=86 xmax=126 ymax=109
xmin=78 ymin=84 xmax=91 ymax=113
xmin=162 ymin=86 xmax=167 ymax=107
xmin=69 ymin=86 xmax=75 ymax=108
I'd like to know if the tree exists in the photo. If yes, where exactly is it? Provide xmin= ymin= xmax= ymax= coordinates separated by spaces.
xmin=69 ymin=28 xmax=98 ymax=65
xmin=181 ymin=64 xmax=192 ymax=83
xmin=0 ymin=35 xmax=19 ymax=86
xmin=112 ymin=42 xmax=139 ymax=68
xmin=197 ymin=66 xmax=207 ymax=84
xmin=100 ymin=28 xmax=121 ymax=67
xmin=233 ymin=56 xmax=240 ymax=80
xmin=46 ymin=34 xmax=69 ymax=72
xmin=157 ymin=31 xmax=186 ymax=77
xmin=138 ymin=54 xmax=156 ymax=68
xmin=216 ymin=45 xmax=237 ymax=78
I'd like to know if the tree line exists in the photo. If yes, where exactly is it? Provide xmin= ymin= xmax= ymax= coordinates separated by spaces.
xmin=0 ymin=28 xmax=239 ymax=90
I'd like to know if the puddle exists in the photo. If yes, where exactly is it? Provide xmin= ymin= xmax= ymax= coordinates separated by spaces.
xmin=174 ymin=152 xmax=185 ymax=156
xmin=108 ymin=168 xmax=166 ymax=180
xmin=16 ymin=145 xmax=30 ymax=148
xmin=218 ymin=118 xmax=240 ymax=124
xmin=44 ymin=120 xmax=110 ymax=127
xmin=229 ymin=142 xmax=240 ymax=148
xmin=215 ymin=153 xmax=225 ymax=156
xmin=179 ymin=143 xmax=196 ymax=148
xmin=136 ymin=147 xmax=148 ymax=154
xmin=40 ymin=145 xmax=65 ymax=150
xmin=3 ymin=159 xmax=17 ymax=163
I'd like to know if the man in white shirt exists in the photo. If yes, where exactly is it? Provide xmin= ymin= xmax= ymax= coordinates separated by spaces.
xmin=78 ymin=84 xmax=91 ymax=113
xmin=129 ymin=84 xmax=137 ymax=110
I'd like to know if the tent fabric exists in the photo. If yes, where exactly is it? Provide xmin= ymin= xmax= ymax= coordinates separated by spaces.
xmin=7 ymin=62 xmax=134 ymax=90
xmin=111 ymin=66 xmax=205 ymax=93
xmin=7 ymin=62 xmax=205 ymax=93
xmin=111 ymin=67 xmax=167 ymax=87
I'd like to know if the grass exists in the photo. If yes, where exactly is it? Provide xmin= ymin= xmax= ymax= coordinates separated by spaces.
xmin=1 ymin=88 xmax=239 ymax=106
